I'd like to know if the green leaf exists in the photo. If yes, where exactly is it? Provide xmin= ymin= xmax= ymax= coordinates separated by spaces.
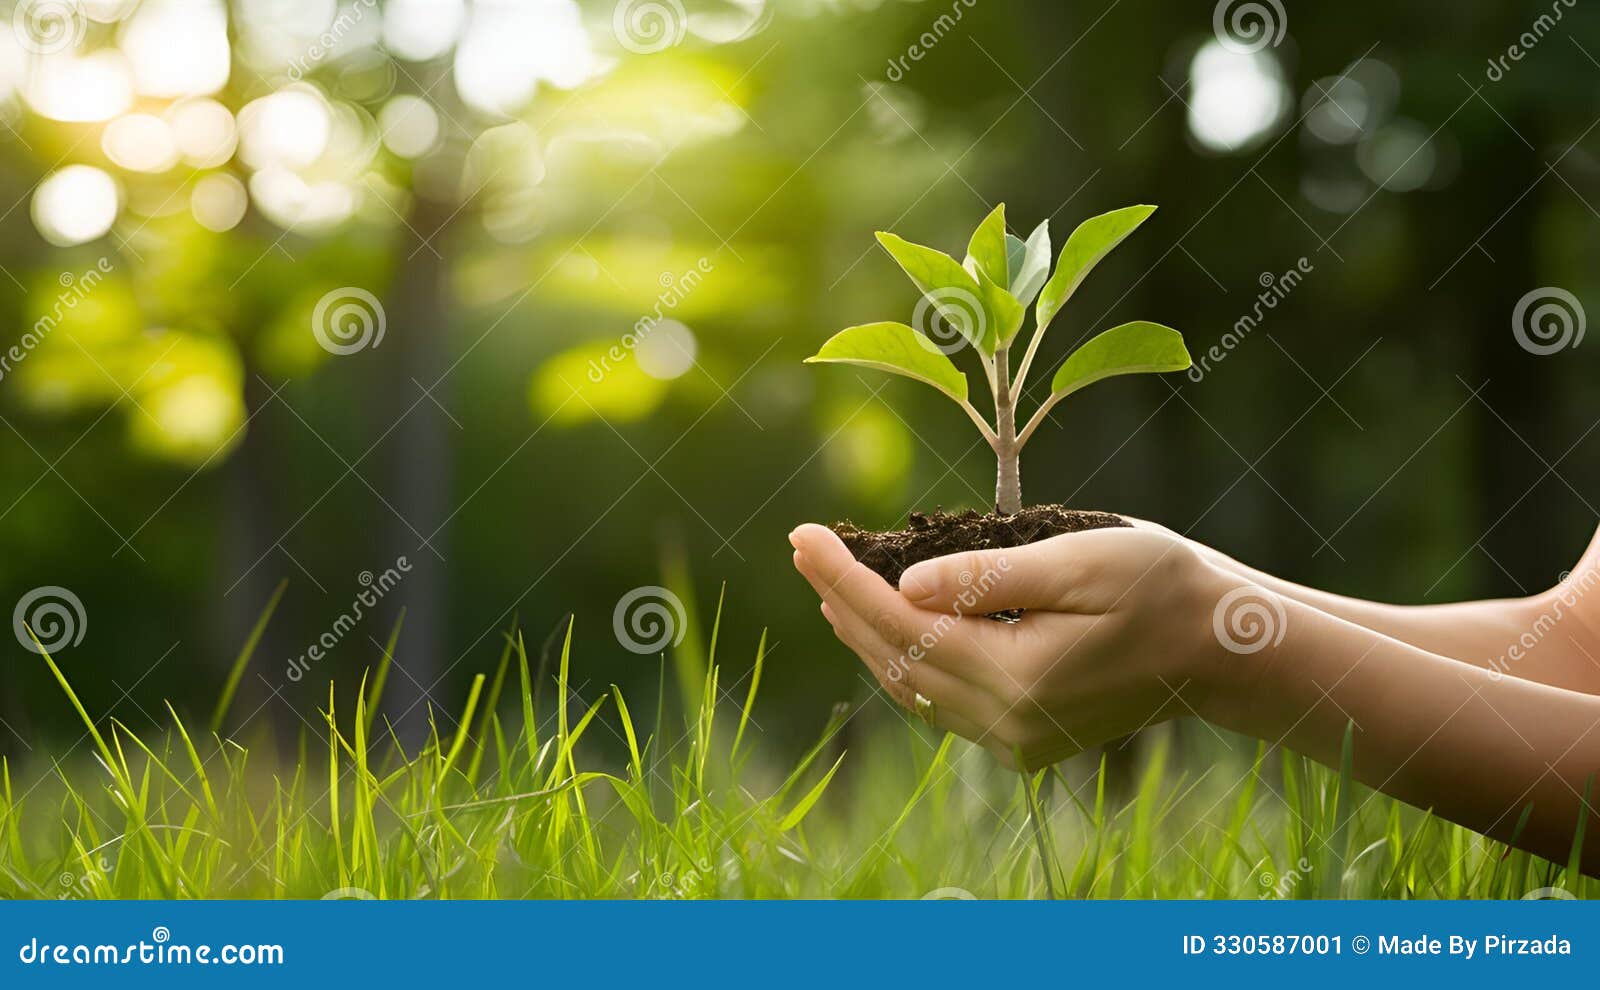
xmin=1005 ymin=234 xmax=1028 ymax=286
xmin=966 ymin=204 xmax=1009 ymax=288
xmin=1036 ymin=205 xmax=1156 ymax=331
xmin=1049 ymin=321 xmax=1191 ymax=399
xmin=805 ymin=322 xmax=969 ymax=402
xmin=974 ymin=266 xmax=1026 ymax=347
xmin=875 ymin=232 xmax=999 ymax=355
xmin=778 ymin=752 xmax=846 ymax=831
xmin=1008 ymin=219 xmax=1051 ymax=306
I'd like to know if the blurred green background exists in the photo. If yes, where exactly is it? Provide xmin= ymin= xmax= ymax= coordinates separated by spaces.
xmin=1 ymin=0 xmax=1598 ymax=753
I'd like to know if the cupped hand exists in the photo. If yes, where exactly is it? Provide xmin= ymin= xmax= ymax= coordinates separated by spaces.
xmin=789 ymin=521 xmax=1235 ymax=770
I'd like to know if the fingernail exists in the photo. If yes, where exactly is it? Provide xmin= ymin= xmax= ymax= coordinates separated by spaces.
xmin=787 ymin=529 xmax=803 ymax=550
xmin=898 ymin=565 xmax=937 ymax=603
xmin=820 ymin=602 xmax=835 ymax=623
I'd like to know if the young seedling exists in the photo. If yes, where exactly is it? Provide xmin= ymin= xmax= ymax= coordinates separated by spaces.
xmin=806 ymin=204 xmax=1191 ymax=515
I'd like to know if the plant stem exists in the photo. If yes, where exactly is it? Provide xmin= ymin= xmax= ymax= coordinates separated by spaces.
xmin=993 ymin=342 xmax=1021 ymax=515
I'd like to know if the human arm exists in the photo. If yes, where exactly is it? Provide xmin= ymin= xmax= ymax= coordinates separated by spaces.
xmin=789 ymin=522 xmax=1600 ymax=876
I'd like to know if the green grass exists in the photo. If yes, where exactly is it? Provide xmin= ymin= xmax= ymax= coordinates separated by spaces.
xmin=1 ymin=598 xmax=1594 ymax=900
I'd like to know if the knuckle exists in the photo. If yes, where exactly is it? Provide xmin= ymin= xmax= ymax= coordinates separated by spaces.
xmin=871 ymin=608 xmax=913 ymax=648
xmin=995 ymin=678 xmax=1030 ymax=710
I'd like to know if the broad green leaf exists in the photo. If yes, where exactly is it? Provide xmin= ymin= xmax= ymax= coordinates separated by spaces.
xmin=1036 ymin=205 xmax=1156 ymax=331
xmin=875 ymin=232 xmax=998 ymax=355
xmin=1008 ymin=219 xmax=1051 ymax=306
xmin=966 ymin=204 xmax=1009 ymax=288
xmin=1005 ymin=234 xmax=1028 ymax=286
xmin=1049 ymin=321 xmax=1191 ymax=399
xmin=974 ymin=266 xmax=1026 ymax=347
xmin=805 ymin=321 xmax=969 ymax=402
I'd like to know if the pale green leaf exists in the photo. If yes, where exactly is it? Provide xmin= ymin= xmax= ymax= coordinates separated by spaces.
xmin=875 ymin=232 xmax=998 ymax=355
xmin=1005 ymin=234 xmax=1028 ymax=286
xmin=778 ymin=752 xmax=846 ymax=831
xmin=975 ymin=266 xmax=1026 ymax=347
xmin=1009 ymin=219 xmax=1051 ymax=306
xmin=966 ymin=204 xmax=1009 ymax=288
xmin=1036 ymin=205 xmax=1156 ymax=331
xmin=805 ymin=321 xmax=969 ymax=402
xmin=1049 ymin=321 xmax=1191 ymax=399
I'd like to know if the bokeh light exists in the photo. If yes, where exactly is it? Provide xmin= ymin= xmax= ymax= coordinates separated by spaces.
xmin=378 ymin=94 xmax=439 ymax=159
xmin=120 ymin=0 xmax=231 ymax=98
xmin=23 ymin=50 xmax=133 ymax=122
xmin=32 ymin=164 xmax=119 ymax=245
xmin=237 ymin=87 xmax=331 ymax=170
xmin=102 ymin=113 xmax=179 ymax=172
xmin=191 ymin=172 xmax=249 ymax=232
xmin=1186 ymin=41 xmax=1289 ymax=153
xmin=383 ymin=0 xmax=465 ymax=62
xmin=167 ymin=97 xmax=238 ymax=167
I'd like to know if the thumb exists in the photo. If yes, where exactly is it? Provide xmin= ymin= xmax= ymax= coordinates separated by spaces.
xmin=896 ymin=527 xmax=1177 ymax=614
xmin=896 ymin=534 xmax=1114 ymax=615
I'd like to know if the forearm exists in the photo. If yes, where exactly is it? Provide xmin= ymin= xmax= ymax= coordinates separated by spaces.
xmin=1201 ymin=586 xmax=1600 ymax=875
xmin=1191 ymin=544 xmax=1600 ymax=692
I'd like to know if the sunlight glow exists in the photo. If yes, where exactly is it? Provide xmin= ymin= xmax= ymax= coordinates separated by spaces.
xmin=103 ymin=113 xmax=179 ymax=172
xmin=453 ymin=0 xmax=606 ymax=117
xmin=120 ymin=0 xmax=231 ymax=98
xmin=238 ymin=87 xmax=330 ymax=170
xmin=191 ymin=172 xmax=249 ymax=232
xmin=379 ymin=94 xmax=440 ymax=158
xmin=33 ymin=165 xmax=120 ymax=245
xmin=248 ymin=167 xmax=357 ymax=232
xmin=383 ymin=0 xmax=465 ymax=62
xmin=1186 ymin=41 xmax=1288 ymax=153
xmin=167 ymin=97 xmax=238 ymax=167
xmin=23 ymin=50 xmax=133 ymax=122
xmin=635 ymin=320 xmax=698 ymax=380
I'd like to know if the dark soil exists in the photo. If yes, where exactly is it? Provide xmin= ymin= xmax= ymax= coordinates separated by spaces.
xmin=831 ymin=505 xmax=1129 ymax=588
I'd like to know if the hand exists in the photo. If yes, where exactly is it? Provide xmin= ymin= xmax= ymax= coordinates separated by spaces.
xmin=789 ymin=521 xmax=1234 ymax=770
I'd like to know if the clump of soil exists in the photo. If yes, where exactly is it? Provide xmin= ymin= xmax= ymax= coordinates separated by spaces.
xmin=832 ymin=504 xmax=1129 ymax=588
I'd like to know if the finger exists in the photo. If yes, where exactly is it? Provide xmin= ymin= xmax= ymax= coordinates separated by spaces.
xmin=793 ymin=543 xmax=1016 ymax=696
xmin=819 ymin=602 xmax=997 ymax=745
xmin=789 ymin=524 xmax=948 ymax=646
xmin=895 ymin=527 xmax=1167 ymax=615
